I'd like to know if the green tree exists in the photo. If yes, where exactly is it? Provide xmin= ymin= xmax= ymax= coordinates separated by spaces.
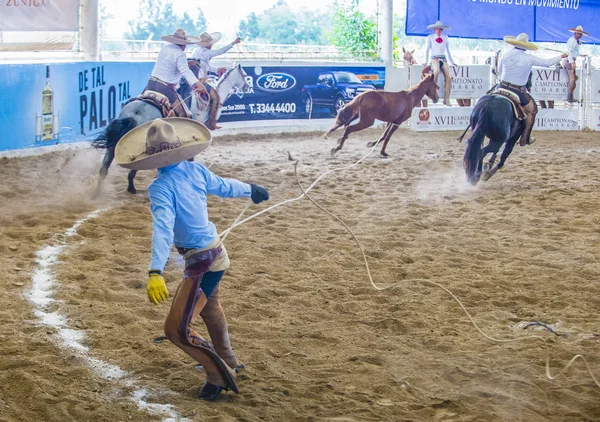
xmin=126 ymin=0 xmax=207 ymax=41
xmin=329 ymin=0 xmax=377 ymax=58
xmin=238 ymin=1 xmax=333 ymax=45
xmin=239 ymin=12 xmax=260 ymax=40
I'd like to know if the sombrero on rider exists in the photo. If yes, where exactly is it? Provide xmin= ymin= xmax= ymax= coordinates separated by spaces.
xmin=115 ymin=118 xmax=212 ymax=171
xmin=504 ymin=33 xmax=538 ymax=50
xmin=568 ymin=25 xmax=590 ymax=36
xmin=161 ymin=28 xmax=200 ymax=45
xmin=427 ymin=20 xmax=450 ymax=30
xmin=196 ymin=32 xmax=223 ymax=47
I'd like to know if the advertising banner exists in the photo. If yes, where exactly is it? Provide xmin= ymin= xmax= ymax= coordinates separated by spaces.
xmin=406 ymin=0 xmax=600 ymax=44
xmin=533 ymin=108 xmax=579 ymax=130
xmin=409 ymin=65 xmax=491 ymax=99
xmin=0 ymin=0 xmax=80 ymax=31
xmin=0 ymin=62 xmax=151 ymax=152
xmin=409 ymin=106 xmax=579 ymax=132
xmin=219 ymin=64 xmax=385 ymax=122
xmin=592 ymin=69 xmax=600 ymax=102
xmin=409 ymin=106 xmax=472 ymax=131
xmin=529 ymin=66 xmax=582 ymax=101
xmin=0 ymin=62 xmax=385 ymax=152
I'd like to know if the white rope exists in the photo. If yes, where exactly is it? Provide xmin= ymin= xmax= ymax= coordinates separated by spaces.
xmin=215 ymin=144 xmax=599 ymax=389
xmin=291 ymin=159 xmax=600 ymax=390
xmin=217 ymin=142 xmax=380 ymax=239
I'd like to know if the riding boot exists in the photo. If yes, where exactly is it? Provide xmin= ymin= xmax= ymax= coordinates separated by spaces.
xmin=199 ymin=285 xmax=240 ymax=369
xmin=206 ymin=89 xmax=221 ymax=130
xmin=567 ymin=68 xmax=577 ymax=104
xmin=567 ymin=90 xmax=574 ymax=104
xmin=443 ymin=79 xmax=452 ymax=106
xmin=520 ymin=100 xmax=537 ymax=146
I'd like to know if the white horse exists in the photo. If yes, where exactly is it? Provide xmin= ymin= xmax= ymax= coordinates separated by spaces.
xmin=92 ymin=63 xmax=250 ymax=194
xmin=187 ymin=63 xmax=250 ymax=123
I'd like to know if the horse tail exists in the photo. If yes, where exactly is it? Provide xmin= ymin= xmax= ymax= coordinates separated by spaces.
xmin=463 ymin=104 xmax=489 ymax=183
xmin=91 ymin=117 xmax=137 ymax=150
xmin=323 ymin=99 xmax=359 ymax=138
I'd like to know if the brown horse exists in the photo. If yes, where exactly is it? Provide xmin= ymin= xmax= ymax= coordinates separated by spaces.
xmin=324 ymin=66 xmax=438 ymax=157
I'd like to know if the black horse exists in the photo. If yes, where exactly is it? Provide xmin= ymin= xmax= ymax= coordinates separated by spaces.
xmin=90 ymin=64 xmax=248 ymax=195
xmin=459 ymin=94 xmax=525 ymax=185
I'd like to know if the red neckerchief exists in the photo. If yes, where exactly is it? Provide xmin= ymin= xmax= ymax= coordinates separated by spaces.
xmin=436 ymin=37 xmax=443 ymax=44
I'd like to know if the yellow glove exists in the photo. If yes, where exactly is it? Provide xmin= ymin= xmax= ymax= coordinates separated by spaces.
xmin=147 ymin=273 xmax=169 ymax=305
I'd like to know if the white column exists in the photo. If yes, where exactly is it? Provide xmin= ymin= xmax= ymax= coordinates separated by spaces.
xmin=80 ymin=0 xmax=100 ymax=61
xmin=378 ymin=0 xmax=394 ymax=67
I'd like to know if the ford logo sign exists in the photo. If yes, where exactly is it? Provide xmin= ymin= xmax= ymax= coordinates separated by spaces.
xmin=256 ymin=73 xmax=296 ymax=92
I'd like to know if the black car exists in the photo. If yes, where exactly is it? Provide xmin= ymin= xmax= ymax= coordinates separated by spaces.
xmin=301 ymin=71 xmax=375 ymax=116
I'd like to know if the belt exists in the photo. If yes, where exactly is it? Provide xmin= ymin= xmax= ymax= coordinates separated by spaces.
xmin=500 ymin=81 xmax=525 ymax=91
xmin=149 ymin=76 xmax=177 ymax=90
xmin=177 ymin=245 xmax=223 ymax=256
xmin=432 ymin=56 xmax=447 ymax=59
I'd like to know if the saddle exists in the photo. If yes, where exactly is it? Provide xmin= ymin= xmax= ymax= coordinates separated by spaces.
xmin=492 ymin=88 xmax=526 ymax=121
xmin=137 ymin=90 xmax=171 ymax=118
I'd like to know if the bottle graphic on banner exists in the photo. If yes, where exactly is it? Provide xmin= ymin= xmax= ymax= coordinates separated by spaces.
xmin=35 ymin=114 xmax=42 ymax=142
xmin=42 ymin=66 xmax=53 ymax=141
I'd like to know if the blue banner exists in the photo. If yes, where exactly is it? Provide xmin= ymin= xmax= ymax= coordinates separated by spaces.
xmin=0 ymin=62 xmax=150 ymax=152
xmin=0 ymin=62 xmax=385 ymax=152
xmin=220 ymin=65 xmax=385 ymax=122
xmin=406 ymin=0 xmax=600 ymax=44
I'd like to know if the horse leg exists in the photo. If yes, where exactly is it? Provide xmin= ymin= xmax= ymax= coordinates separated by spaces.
xmin=477 ymin=143 xmax=495 ymax=181
xmin=497 ymin=134 xmax=519 ymax=170
xmin=331 ymin=118 xmax=375 ymax=156
xmin=366 ymin=122 xmax=392 ymax=148
xmin=379 ymin=124 xmax=400 ymax=157
xmin=482 ymin=136 xmax=517 ymax=181
xmin=483 ymin=152 xmax=497 ymax=171
xmin=93 ymin=147 xmax=114 ymax=198
xmin=481 ymin=151 xmax=497 ymax=181
xmin=127 ymin=170 xmax=138 ymax=194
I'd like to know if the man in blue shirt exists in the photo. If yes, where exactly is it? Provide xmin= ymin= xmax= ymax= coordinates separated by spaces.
xmin=115 ymin=117 xmax=269 ymax=401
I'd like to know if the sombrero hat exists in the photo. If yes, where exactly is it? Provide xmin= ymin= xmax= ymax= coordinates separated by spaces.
xmin=568 ymin=25 xmax=590 ymax=36
xmin=196 ymin=32 xmax=222 ymax=47
xmin=504 ymin=33 xmax=537 ymax=51
xmin=161 ymin=28 xmax=200 ymax=45
xmin=427 ymin=20 xmax=450 ymax=30
xmin=115 ymin=118 xmax=212 ymax=171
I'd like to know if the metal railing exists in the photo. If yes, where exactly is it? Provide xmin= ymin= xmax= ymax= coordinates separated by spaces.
xmin=100 ymin=38 xmax=379 ymax=62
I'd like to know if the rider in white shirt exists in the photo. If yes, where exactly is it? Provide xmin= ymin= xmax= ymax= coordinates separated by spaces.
xmin=190 ymin=32 xmax=241 ymax=129
xmin=565 ymin=25 xmax=589 ymax=104
xmin=424 ymin=20 xmax=456 ymax=106
xmin=498 ymin=33 xmax=567 ymax=146
xmin=143 ymin=29 xmax=207 ymax=119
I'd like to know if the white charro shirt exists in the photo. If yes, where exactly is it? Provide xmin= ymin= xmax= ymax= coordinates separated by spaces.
xmin=566 ymin=36 xmax=581 ymax=63
xmin=191 ymin=42 xmax=235 ymax=78
xmin=151 ymin=43 xmax=199 ymax=86
xmin=498 ymin=48 xmax=562 ymax=86
xmin=424 ymin=34 xmax=455 ymax=66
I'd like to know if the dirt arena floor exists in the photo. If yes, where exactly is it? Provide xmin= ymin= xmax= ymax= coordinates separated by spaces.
xmin=1 ymin=128 xmax=599 ymax=422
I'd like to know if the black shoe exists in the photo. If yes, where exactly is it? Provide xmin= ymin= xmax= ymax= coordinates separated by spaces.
xmin=198 ymin=382 xmax=224 ymax=401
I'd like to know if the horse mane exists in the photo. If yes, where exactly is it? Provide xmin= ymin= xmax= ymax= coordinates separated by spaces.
xmin=407 ymin=73 xmax=433 ymax=93
xmin=216 ymin=66 xmax=236 ymax=87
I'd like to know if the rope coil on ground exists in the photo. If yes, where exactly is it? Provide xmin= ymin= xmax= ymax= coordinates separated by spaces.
xmin=217 ymin=142 xmax=600 ymax=389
